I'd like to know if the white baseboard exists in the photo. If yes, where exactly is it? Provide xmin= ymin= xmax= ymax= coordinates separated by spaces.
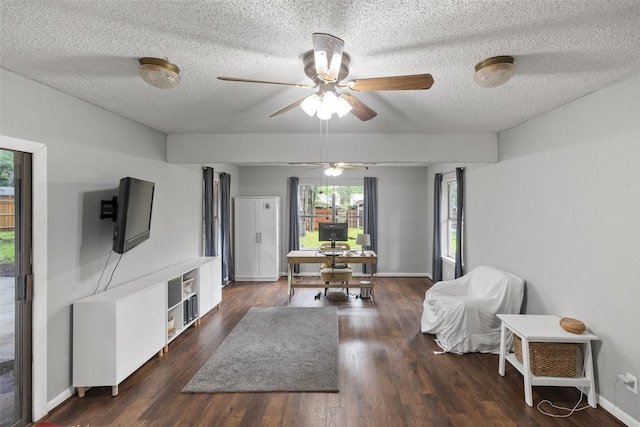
xmin=283 ymin=272 xmax=431 ymax=278
xmin=598 ymin=395 xmax=640 ymax=426
xmin=368 ymin=272 xmax=431 ymax=278
xmin=47 ymin=387 xmax=73 ymax=413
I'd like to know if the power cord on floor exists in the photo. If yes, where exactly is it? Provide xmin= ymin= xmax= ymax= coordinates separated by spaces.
xmin=536 ymin=393 xmax=590 ymax=417
xmin=536 ymin=348 xmax=591 ymax=418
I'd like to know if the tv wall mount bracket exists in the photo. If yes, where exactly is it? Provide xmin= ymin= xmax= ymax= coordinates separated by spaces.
xmin=100 ymin=196 xmax=118 ymax=222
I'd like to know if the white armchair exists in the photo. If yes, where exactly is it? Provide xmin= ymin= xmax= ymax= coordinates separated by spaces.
xmin=421 ymin=266 xmax=525 ymax=353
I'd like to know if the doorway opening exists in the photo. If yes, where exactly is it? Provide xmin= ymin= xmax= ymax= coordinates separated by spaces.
xmin=0 ymin=149 xmax=33 ymax=427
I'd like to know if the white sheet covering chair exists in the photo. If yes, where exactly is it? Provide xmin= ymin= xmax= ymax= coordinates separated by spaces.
xmin=421 ymin=265 xmax=525 ymax=353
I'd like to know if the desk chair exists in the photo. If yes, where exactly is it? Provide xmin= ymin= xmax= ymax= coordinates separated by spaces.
xmin=320 ymin=243 xmax=352 ymax=295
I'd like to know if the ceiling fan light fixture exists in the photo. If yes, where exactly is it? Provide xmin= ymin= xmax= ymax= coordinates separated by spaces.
xmin=474 ymin=56 xmax=515 ymax=87
xmin=138 ymin=57 xmax=181 ymax=89
xmin=321 ymin=91 xmax=338 ymax=109
xmin=328 ymin=53 xmax=343 ymax=81
xmin=316 ymin=91 xmax=338 ymax=120
xmin=316 ymin=107 xmax=332 ymax=121
xmin=300 ymin=90 xmax=352 ymax=120
xmin=312 ymin=33 xmax=344 ymax=82
xmin=301 ymin=94 xmax=321 ymax=116
xmin=324 ymin=166 xmax=343 ymax=176
xmin=336 ymin=94 xmax=353 ymax=118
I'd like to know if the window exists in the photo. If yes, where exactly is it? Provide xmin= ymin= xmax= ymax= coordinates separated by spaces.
xmin=298 ymin=184 xmax=364 ymax=249
xmin=446 ymin=180 xmax=457 ymax=258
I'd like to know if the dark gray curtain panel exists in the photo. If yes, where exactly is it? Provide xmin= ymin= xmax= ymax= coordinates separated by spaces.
xmin=432 ymin=173 xmax=443 ymax=283
xmin=203 ymin=167 xmax=217 ymax=256
xmin=288 ymin=177 xmax=300 ymax=273
xmin=455 ymin=168 xmax=465 ymax=278
xmin=220 ymin=172 xmax=234 ymax=285
xmin=363 ymin=177 xmax=378 ymax=275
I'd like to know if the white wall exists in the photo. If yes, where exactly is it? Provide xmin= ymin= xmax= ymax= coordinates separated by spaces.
xmin=238 ymin=165 xmax=431 ymax=276
xmin=0 ymin=69 xmax=205 ymax=415
xmin=428 ymin=74 xmax=640 ymax=423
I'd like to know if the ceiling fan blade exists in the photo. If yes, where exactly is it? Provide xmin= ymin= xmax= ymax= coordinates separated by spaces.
xmin=292 ymin=162 xmax=368 ymax=170
xmin=288 ymin=163 xmax=324 ymax=169
xmin=339 ymin=93 xmax=378 ymax=121
xmin=218 ymin=76 xmax=314 ymax=89
xmin=269 ymin=97 xmax=307 ymax=118
xmin=312 ymin=33 xmax=344 ymax=82
xmin=340 ymin=164 xmax=369 ymax=170
xmin=347 ymin=74 xmax=434 ymax=91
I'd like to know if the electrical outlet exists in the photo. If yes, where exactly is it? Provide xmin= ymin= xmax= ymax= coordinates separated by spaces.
xmin=626 ymin=373 xmax=638 ymax=394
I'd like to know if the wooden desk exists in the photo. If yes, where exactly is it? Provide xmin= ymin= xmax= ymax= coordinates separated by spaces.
xmin=286 ymin=250 xmax=377 ymax=302
xmin=497 ymin=314 xmax=599 ymax=408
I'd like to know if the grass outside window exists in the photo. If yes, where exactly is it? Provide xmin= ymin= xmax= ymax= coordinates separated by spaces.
xmin=0 ymin=230 xmax=15 ymax=264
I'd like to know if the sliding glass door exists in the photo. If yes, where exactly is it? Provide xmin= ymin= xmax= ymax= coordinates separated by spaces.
xmin=0 ymin=149 xmax=33 ymax=427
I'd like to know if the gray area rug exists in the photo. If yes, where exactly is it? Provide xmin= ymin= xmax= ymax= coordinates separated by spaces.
xmin=182 ymin=307 xmax=339 ymax=393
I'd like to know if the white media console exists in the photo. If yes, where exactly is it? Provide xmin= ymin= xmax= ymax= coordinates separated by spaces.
xmin=72 ymin=257 xmax=222 ymax=397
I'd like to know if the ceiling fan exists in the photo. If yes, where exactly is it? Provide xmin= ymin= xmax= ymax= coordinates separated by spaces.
xmin=291 ymin=162 xmax=370 ymax=176
xmin=218 ymin=33 xmax=434 ymax=121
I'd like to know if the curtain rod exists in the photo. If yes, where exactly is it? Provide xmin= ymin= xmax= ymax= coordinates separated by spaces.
xmin=437 ymin=167 xmax=465 ymax=176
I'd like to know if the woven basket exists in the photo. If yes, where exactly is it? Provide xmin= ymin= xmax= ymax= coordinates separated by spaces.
xmin=513 ymin=335 xmax=577 ymax=377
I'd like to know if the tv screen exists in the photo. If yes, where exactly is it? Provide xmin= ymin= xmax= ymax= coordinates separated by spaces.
xmin=113 ymin=177 xmax=155 ymax=254
xmin=318 ymin=222 xmax=349 ymax=245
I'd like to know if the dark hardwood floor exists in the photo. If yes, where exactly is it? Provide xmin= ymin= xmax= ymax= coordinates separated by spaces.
xmin=39 ymin=277 xmax=622 ymax=426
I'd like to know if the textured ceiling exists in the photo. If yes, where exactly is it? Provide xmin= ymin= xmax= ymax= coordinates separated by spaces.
xmin=1 ymin=1 xmax=640 ymax=135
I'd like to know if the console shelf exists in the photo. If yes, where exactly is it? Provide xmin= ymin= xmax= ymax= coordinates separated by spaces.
xmin=163 ymin=268 xmax=200 ymax=346
xmin=73 ymin=257 xmax=221 ymax=397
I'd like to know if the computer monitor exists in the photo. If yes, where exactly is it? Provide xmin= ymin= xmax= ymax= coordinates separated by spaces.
xmin=318 ymin=222 xmax=349 ymax=247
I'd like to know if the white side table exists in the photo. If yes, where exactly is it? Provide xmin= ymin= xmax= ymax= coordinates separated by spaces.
xmin=497 ymin=314 xmax=599 ymax=408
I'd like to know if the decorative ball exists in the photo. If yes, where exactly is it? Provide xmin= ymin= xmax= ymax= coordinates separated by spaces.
xmin=560 ymin=317 xmax=585 ymax=334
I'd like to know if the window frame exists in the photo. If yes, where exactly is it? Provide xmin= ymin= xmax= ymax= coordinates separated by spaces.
xmin=440 ymin=173 xmax=458 ymax=262
xmin=297 ymin=183 xmax=364 ymax=250
xmin=446 ymin=179 xmax=457 ymax=259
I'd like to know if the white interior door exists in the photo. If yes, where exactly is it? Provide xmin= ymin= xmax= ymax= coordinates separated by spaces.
xmin=257 ymin=198 xmax=278 ymax=277
xmin=234 ymin=199 xmax=258 ymax=278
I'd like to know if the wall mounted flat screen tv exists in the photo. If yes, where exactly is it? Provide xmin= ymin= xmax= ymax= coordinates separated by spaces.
xmin=113 ymin=177 xmax=155 ymax=254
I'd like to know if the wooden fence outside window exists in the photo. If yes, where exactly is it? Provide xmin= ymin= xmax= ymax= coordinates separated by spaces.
xmin=0 ymin=199 xmax=15 ymax=230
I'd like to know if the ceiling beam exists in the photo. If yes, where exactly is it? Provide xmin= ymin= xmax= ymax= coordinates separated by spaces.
xmin=167 ymin=133 xmax=498 ymax=165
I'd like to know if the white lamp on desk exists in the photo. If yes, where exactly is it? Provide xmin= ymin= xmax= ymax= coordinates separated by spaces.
xmin=356 ymin=234 xmax=371 ymax=255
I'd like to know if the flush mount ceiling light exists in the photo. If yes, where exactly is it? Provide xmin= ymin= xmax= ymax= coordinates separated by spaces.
xmin=138 ymin=57 xmax=181 ymax=89
xmin=474 ymin=56 xmax=515 ymax=88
